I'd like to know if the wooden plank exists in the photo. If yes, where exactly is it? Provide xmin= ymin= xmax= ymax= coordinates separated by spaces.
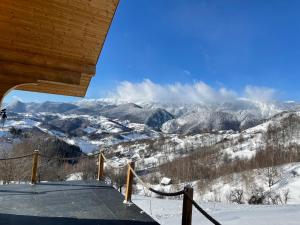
xmin=0 ymin=62 xmax=83 ymax=85
xmin=0 ymin=81 xmax=36 ymax=90
xmin=16 ymin=87 xmax=86 ymax=97
xmin=0 ymin=78 xmax=89 ymax=97
xmin=0 ymin=19 xmax=106 ymax=47
xmin=0 ymin=0 xmax=114 ymax=24
xmin=16 ymin=75 xmax=92 ymax=97
xmin=0 ymin=0 xmax=117 ymax=64
xmin=0 ymin=48 xmax=96 ymax=75
xmin=0 ymin=76 xmax=36 ymax=85
xmin=0 ymin=30 xmax=101 ymax=64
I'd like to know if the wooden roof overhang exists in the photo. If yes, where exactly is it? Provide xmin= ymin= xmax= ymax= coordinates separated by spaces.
xmin=0 ymin=0 xmax=119 ymax=103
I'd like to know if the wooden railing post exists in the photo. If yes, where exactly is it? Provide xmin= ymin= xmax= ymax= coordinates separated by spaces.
xmin=31 ymin=150 xmax=39 ymax=184
xmin=182 ymin=186 xmax=194 ymax=225
xmin=124 ymin=161 xmax=135 ymax=203
xmin=97 ymin=151 xmax=104 ymax=180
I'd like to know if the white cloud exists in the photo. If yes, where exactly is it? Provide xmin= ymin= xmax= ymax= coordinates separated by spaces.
xmin=244 ymin=85 xmax=277 ymax=102
xmin=108 ymin=79 xmax=278 ymax=104
xmin=11 ymin=95 xmax=23 ymax=103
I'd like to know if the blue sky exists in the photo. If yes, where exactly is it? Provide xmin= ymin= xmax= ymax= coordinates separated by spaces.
xmin=5 ymin=0 xmax=300 ymax=103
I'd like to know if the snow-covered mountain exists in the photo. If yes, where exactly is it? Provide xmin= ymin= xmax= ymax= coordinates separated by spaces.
xmin=162 ymin=111 xmax=240 ymax=134
xmin=5 ymin=99 xmax=300 ymax=136
xmin=2 ymin=98 xmax=300 ymax=157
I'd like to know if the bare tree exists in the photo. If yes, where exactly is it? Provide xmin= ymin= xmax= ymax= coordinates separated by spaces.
xmin=283 ymin=189 xmax=290 ymax=204
xmin=264 ymin=167 xmax=279 ymax=188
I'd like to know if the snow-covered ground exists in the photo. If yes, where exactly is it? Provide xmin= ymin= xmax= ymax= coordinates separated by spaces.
xmin=133 ymin=195 xmax=300 ymax=225
xmin=66 ymin=172 xmax=83 ymax=181
xmin=133 ymin=162 xmax=300 ymax=206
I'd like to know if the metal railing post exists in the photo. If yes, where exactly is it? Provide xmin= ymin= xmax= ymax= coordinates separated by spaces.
xmin=124 ymin=161 xmax=135 ymax=203
xmin=182 ymin=186 xmax=194 ymax=225
xmin=31 ymin=150 xmax=39 ymax=184
xmin=97 ymin=151 xmax=104 ymax=180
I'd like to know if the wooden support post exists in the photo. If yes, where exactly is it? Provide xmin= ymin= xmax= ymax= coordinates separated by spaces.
xmin=97 ymin=151 xmax=104 ymax=180
xmin=124 ymin=161 xmax=135 ymax=203
xmin=31 ymin=150 xmax=39 ymax=184
xmin=182 ymin=186 xmax=194 ymax=225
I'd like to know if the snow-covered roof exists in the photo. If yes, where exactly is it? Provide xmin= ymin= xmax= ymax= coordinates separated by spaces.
xmin=160 ymin=177 xmax=172 ymax=185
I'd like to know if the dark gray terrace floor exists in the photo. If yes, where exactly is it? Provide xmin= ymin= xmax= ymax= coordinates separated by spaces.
xmin=0 ymin=181 xmax=159 ymax=225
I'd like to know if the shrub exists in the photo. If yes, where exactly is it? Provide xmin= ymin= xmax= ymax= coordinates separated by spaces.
xmin=228 ymin=189 xmax=244 ymax=204
xmin=248 ymin=187 xmax=266 ymax=204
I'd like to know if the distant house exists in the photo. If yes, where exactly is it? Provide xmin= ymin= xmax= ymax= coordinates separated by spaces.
xmin=160 ymin=177 xmax=172 ymax=186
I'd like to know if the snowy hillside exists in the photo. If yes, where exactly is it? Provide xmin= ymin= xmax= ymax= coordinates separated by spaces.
xmin=134 ymin=195 xmax=300 ymax=225
xmin=162 ymin=111 xmax=240 ymax=135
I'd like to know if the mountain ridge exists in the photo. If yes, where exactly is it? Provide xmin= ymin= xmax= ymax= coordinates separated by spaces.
xmin=6 ymin=99 xmax=300 ymax=135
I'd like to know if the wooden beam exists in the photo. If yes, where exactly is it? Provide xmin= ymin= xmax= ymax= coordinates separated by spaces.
xmin=15 ymin=82 xmax=89 ymax=97
xmin=0 ymin=48 xmax=96 ymax=75
xmin=0 ymin=81 xmax=36 ymax=107
xmin=0 ymin=76 xmax=36 ymax=85
xmin=0 ymin=86 xmax=12 ymax=108
xmin=0 ymin=62 xmax=83 ymax=86
xmin=0 ymin=81 xmax=36 ymax=91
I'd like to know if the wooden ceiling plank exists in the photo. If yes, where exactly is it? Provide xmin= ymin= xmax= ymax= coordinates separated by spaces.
xmin=0 ymin=27 xmax=102 ymax=60
xmin=16 ymin=84 xmax=87 ymax=97
xmin=28 ymin=0 xmax=117 ymax=19
xmin=0 ymin=1 xmax=113 ymax=25
xmin=0 ymin=1 xmax=113 ymax=64
xmin=0 ymin=0 xmax=118 ymax=99
xmin=0 ymin=75 xmax=36 ymax=84
xmin=0 ymin=29 xmax=100 ymax=64
xmin=0 ymin=48 xmax=96 ymax=75
xmin=0 ymin=43 xmax=98 ymax=66
xmin=49 ymin=0 xmax=119 ymax=12
xmin=0 ymin=7 xmax=110 ymax=36
xmin=0 ymin=62 xmax=83 ymax=85
xmin=0 ymin=16 xmax=108 ymax=43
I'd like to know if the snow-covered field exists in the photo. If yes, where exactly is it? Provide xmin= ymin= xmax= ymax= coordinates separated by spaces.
xmin=133 ymin=195 xmax=300 ymax=225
